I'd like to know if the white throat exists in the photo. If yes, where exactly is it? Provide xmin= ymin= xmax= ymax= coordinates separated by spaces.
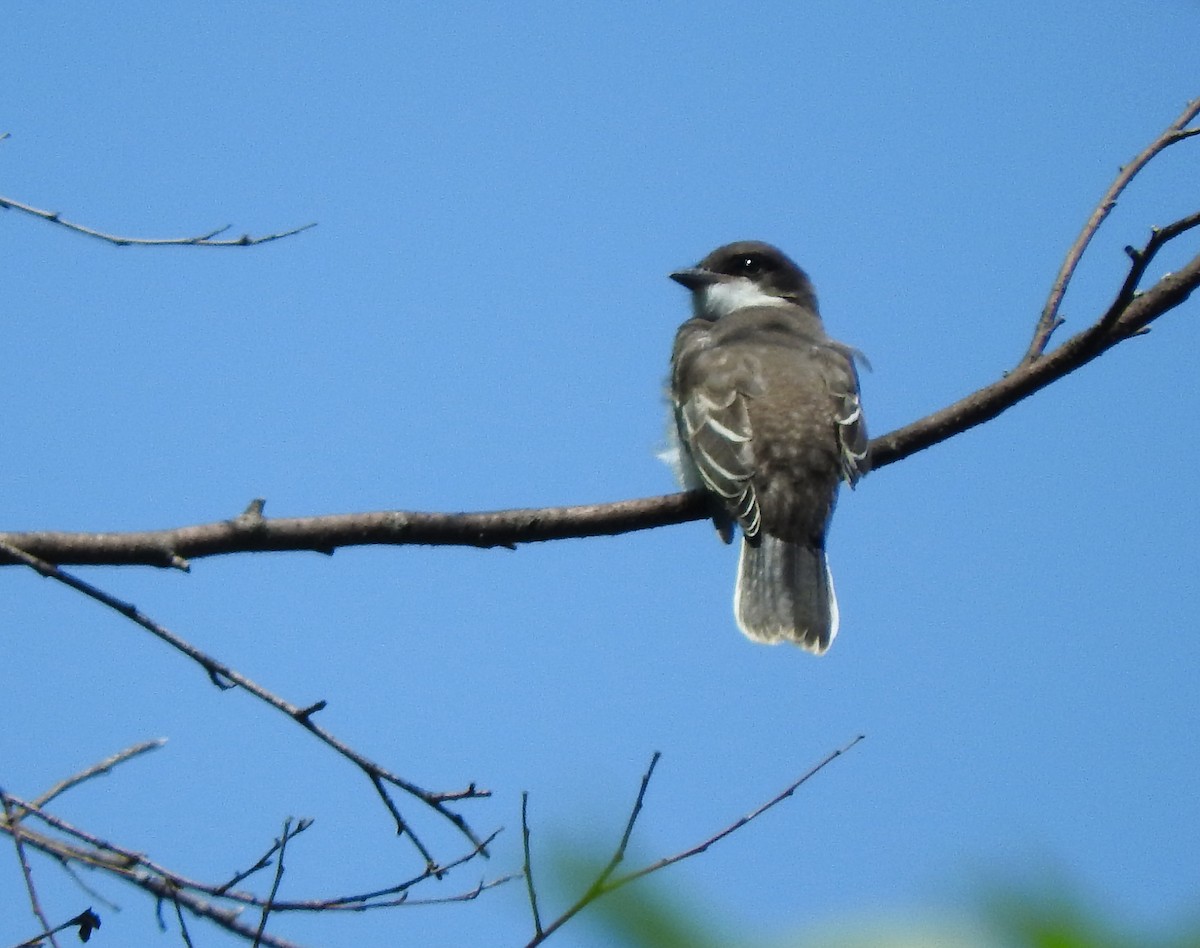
xmin=695 ymin=279 xmax=791 ymax=319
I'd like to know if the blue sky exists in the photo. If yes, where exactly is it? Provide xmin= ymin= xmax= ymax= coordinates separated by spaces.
xmin=2 ymin=4 xmax=1198 ymax=946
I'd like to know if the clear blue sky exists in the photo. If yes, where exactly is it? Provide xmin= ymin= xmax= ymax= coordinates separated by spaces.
xmin=3 ymin=4 xmax=1197 ymax=946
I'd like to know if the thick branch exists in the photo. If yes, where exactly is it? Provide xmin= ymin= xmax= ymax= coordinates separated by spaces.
xmin=2 ymin=231 xmax=1196 ymax=567
xmin=0 ymin=100 xmax=1196 ymax=562
xmin=0 ymin=493 xmax=709 ymax=566
xmin=871 ymin=244 xmax=1200 ymax=468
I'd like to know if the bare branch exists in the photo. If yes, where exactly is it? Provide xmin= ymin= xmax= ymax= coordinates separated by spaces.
xmin=27 ymin=739 xmax=166 ymax=814
xmin=0 ymin=218 xmax=1193 ymax=565
xmin=590 ymin=752 xmax=661 ymax=894
xmin=609 ymin=736 xmax=864 ymax=888
xmin=0 ymin=493 xmax=706 ymax=567
xmin=0 ymin=95 xmax=1196 ymax=599
xmin=869 ymin=241 xmax=1200 ymax=470
xmin=273 ymin=830 xmax=505 ymax=912
xmin=252 ymin=819 xmax=297 ymax=947
xmin=0 ymin=192 xmax=315 ymax=247
xmin=0 ymin=101 xmax=1190 ymax=565
xmin=2 ymin=791 xmax=286 ymax=942
xmin=57 ymin=860 xmax=120 ymax=914
xmin=10 ymin=908 xmax=101 ymax=948
xmin=1 ymin=794 xmax=61 ymax=948
xmin=217 ymin=821 xmax=314 ymax=896
xmin=170 ymin=897 xmax=198 ymax=948
xmin=524 ymin=737 xmax=863 ymax=947
xmin=0 ymin=539 xmax=491 ymax=862
xmin=1021 ymin=96 xmax=1200 ymax=363
xmin=2 ymin=786 xmax=505 ymax=946
xmin=521 ymin=792 xmax=543 ymax=938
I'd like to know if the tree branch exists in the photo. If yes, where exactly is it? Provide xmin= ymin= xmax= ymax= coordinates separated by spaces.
xmin=252 ymin=819 xmax=297 ymax=947
xmin=0 ymin=539 xmax=491 ymax=864
xmin=26 ymin=739 xmax=166 ymax=814
xmin=870 ymin=233 xmax=1200 ymax=469
xmin=1020 ymin=96 xmax=1200 ymax=364
xmin=522 ymin=736 xmax=863 ymax=947
xmin=9 ymin=909 xmax=101 ymax=948
xmin=0 ymin=798 xmax=305 ymax=948
xmin=0 ymin=493 xmax=707 ymax=567
xmin=1 ymin=794 xmax=61 ymax=948
xmin=0 ymin=192 xmax=315 ymax=247
xmin=1 ymin=101 xmax=1196 ymax=564
xmin=1 ymin=779 xmax=509 ymax=947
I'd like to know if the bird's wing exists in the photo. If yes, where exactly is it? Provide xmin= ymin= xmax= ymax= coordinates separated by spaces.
xmin=822 ymin=343 xmax=870 ymax=486
xmin=675 ymin=351 xmax=764 ymax=540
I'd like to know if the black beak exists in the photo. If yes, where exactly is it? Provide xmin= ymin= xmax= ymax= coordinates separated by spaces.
xmin=669 ymin=267 xmax=723 ymax=291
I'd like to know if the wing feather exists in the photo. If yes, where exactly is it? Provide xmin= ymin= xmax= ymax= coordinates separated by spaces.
xmin=677 ymin=381 xmax=762 ymax=539
xmin=822 ymin=346 xmax=870 ymax=486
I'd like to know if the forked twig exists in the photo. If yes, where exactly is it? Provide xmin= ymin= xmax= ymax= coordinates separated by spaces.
xmin=2 ymin=783 xmax=507 ymax=946
xmin=1021 ymin=96 xmax=1200 ymax=364
xmin=217 ymin=821 xmax=313 ymax=896
xmin=0 ymin=538 xmax=489 ymax=864
xmin=252 ymin=819 xmax=298 ymax=947
xmin=522 ymin=736 xmax=864 ymax=947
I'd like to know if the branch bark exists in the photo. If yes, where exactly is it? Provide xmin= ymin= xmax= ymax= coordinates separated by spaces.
xmin=0 ymin=102 xmax=1194 ymax=563
xmin=1 ymin=235 xmax=1195 ymax=568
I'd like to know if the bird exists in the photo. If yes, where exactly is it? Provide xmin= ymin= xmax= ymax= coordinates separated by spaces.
xmin=666 ymin=240 xmax=868 ymax=653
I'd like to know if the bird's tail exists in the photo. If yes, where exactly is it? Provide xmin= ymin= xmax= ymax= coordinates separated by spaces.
xmin=734 ymin=535 xmax=838 ymax=653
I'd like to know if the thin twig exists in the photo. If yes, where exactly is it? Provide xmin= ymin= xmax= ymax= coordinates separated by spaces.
xmin=216 ymin=820 xmax=314 ymax=896
xmin=610 ymin=736 xmax=864 ymax=890
xmin=4 ymin=787 xmax=502 ymax=916
xmin=612 ymin=756 xmax=659 ymax=856
xmin=283 ymin=830 xmax=504 ymax=911
xmin=172 ymin=897 xmax=197 ymax=948
xmin=0 ymin=538 xmax=489 ymax=861
xmin=1 ymin=793 xmax=61 ymax=948
xmin=525 ymin=737 xmax=863 ymax=947
xmin=1021 ymin=96 xmax=1200 ymax=364
xmin=1102 ymin=209 xmax=1200 ymax=331
xmin=58 ymin=859 xmax=120 ymax=912
xmin=0 ymin=793 xmax=308 ymax=948
xmin=11 ymin=908 xmax=101 ymax=948
xmin=253 ymin=819 xmax=296 ymax=947
xmin=521 ymin=792 xmax=543 ymax=937
xmin=0 ymin=192 xmax=315 ymax=247
xmin=27 ymin=739 xmax=166 ymax=814
xmin=589 ymin=752 xmax=661 ymax=894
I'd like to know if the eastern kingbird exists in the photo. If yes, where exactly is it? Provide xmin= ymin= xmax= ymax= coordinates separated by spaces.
xmin=667 ymin=240 xmax=868 ymax=653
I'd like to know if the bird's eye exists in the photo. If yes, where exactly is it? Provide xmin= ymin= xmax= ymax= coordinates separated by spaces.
xmin=737 ymin=254 xmax=766 ymax=275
